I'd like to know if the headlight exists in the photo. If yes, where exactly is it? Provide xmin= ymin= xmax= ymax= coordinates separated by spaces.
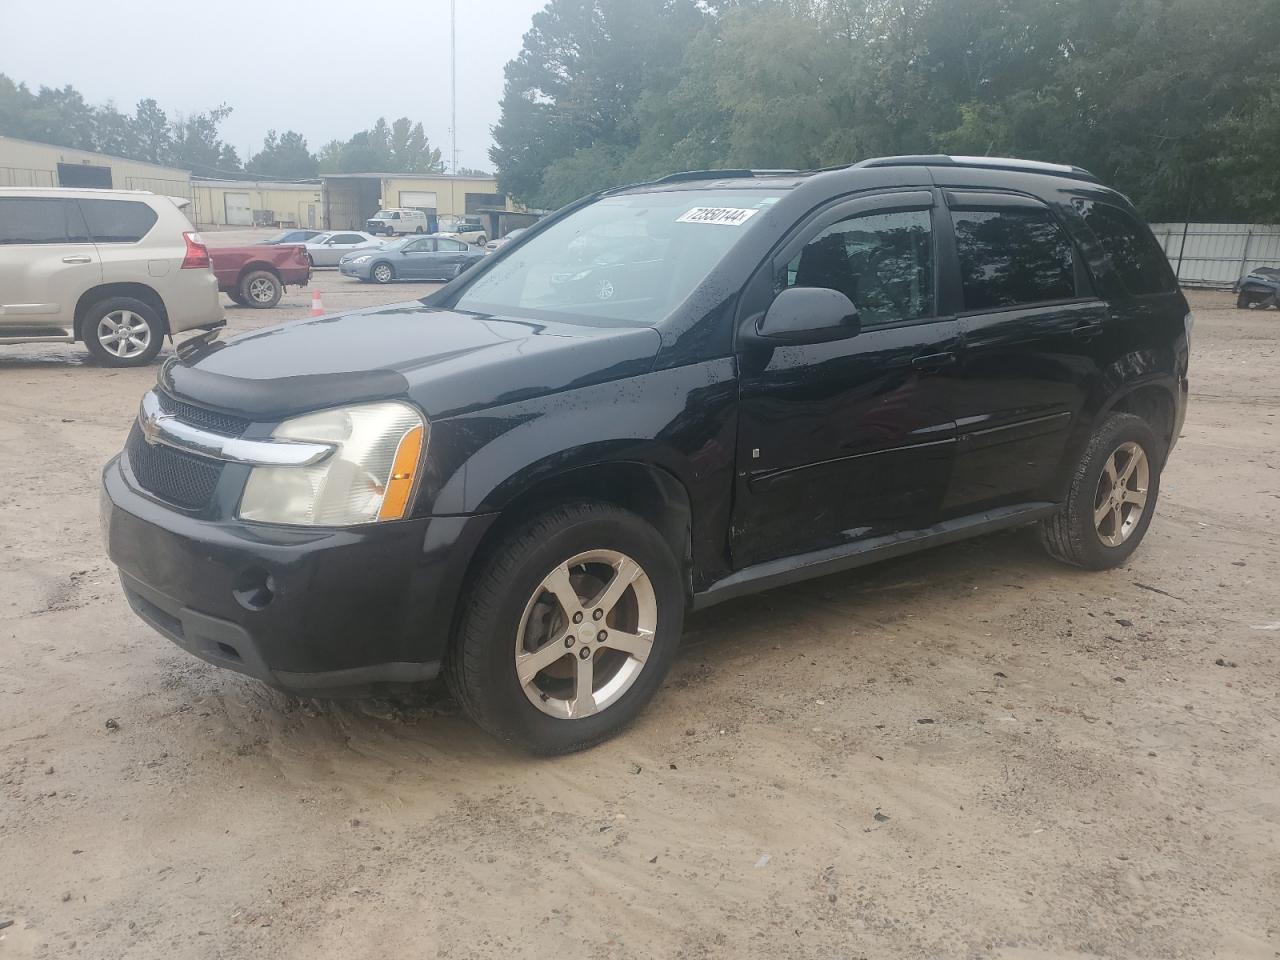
xmin=238 ymin=402 xmax=426 ymax=526
xmin=352 ymin=255 xmax=372 ymax=264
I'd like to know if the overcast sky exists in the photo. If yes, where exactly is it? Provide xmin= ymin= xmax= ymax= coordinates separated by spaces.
xmin=0 ymin=0 xmax=548 ymax=171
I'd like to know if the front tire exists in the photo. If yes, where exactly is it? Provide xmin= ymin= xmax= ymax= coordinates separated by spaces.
xmin=371 ymin=262 xmax=395 ymax=284
xmin=446 ymin=502 xmax=684 ymax=754
xmin=1039 ymin=413 xmax=1161 ymax=570
xmin=240 ymin=269 xmax=282 ymax=308
xmin=82 ymin=296 xmax=164 ymax=367
xmin=1237 ymin=290 xmax=1256 ymax=309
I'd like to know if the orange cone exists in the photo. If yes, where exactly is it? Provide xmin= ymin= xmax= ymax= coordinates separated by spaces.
xmin=310 ymin=289 xmax=324 ymax=317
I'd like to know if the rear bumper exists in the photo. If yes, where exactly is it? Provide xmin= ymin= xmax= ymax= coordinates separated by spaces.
xmin=102 ymin=455 xmax=496 ymax=696
xmin=165 ymin=270 xmax=224 ymax=334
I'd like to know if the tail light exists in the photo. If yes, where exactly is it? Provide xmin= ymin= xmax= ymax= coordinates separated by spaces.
xmin=181 ymin=232 xmax=210 ymax=269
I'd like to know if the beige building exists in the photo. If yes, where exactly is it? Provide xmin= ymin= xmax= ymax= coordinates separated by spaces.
xmin=191 ymin=178 xmax=323 ymax=229
xmin=0 ymin=134 xmax=192 ymax=196
xmin=321 ymin=173 xmax=513 ymax=231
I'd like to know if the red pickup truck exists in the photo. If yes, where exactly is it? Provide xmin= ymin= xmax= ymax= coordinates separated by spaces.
xmin=209 ymin=244 xmax=311 ymax=309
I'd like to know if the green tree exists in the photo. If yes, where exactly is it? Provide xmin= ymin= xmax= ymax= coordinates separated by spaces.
xmin=247 ymin=129 xmax=318 ymax=179
xmin=317 ymin=117 xmax=443 ymax=173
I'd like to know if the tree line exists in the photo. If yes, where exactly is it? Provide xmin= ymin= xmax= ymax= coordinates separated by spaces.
xmin=490 ymin=0 xmax=1280 ymax=221
xmin=0 ymin=74 xmax=481 ymax=179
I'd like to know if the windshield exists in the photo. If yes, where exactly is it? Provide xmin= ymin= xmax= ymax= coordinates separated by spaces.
xmin=455 ymin=190 xmax=779 ymax=326
xmin=371 ymin=211 xmax=397 ymax=220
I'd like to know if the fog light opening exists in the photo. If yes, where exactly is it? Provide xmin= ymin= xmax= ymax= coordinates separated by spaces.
xmin=232 ymin=567 xmax=276 ymax=611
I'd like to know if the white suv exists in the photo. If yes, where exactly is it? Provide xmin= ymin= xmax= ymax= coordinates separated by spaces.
xmin=0 ymin=187 xmax=223 ymax=366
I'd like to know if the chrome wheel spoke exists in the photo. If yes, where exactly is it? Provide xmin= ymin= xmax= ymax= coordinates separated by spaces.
xmin=541 ymin=563 xmax=583 ymax=619
xmin=590 ymin=556 xmax=642 ymax=617
xmin=517 ymin=634 xmax=570 ymax=685
xmin=599 ymin=628 xmax=653 ymax=663
xmin=571 ymin=655 xmax=596 ymax=717
xmin=1094 ymin=499 xmax=1114 ymax=527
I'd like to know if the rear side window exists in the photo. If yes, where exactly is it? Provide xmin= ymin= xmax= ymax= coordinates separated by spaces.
xmin=952 ymin=207 xmax=1076 ymax=310
xmin=1075 ymin=199 xmax=1174 ymax=295
xmin=78 ymin=199 xmax=158 ymax=243
xmin=0 ymin=197 xmax=91 ymax=245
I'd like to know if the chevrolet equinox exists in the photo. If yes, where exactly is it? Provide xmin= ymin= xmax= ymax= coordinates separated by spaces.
xmin=102 ymin=156 xmax=1190 ymax=753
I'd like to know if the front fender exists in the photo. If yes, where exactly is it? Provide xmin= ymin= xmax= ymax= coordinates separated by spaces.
xmin=420 ymin=358 xmax=739 ymax=578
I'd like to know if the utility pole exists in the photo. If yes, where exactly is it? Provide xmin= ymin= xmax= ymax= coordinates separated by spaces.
xmin=450 ymin=0 xmax=459 ymax=175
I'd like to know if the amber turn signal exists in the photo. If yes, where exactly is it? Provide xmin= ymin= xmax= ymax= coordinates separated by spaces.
xmin=377 ymin=425 xmax=425 ymax=521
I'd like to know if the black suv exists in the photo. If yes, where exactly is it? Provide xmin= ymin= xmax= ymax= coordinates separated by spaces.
xmin=102 ymin=155 xmax=1190 ymax=754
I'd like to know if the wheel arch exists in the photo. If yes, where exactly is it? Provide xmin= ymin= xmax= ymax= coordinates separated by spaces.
xmin=74 ymin=283 xmax=170 ymax=339
xmin=460 ymin=459 xmax=695 ymax=609
xmin=1096 ymin=379 xmax=1178 ymax=461
xmin=237 ymin=262 xmax=280 ymax=284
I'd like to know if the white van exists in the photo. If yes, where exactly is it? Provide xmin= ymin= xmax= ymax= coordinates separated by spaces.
xmin=365 ymin=208 xmax=429 ymax=236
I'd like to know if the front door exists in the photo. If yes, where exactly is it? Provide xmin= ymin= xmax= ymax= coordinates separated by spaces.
xmin=732 ymin=191 xmax=963 ymax=568
xmin=938 ymin=191 xmax=1109 ymax=514
xmin=0 ymin=196 xmax=100 ymax=335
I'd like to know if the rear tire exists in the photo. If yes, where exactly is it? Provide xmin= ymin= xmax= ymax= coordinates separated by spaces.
xmin=1237 ymin=290 xmax=1256 ymax=309
xmin=446 ymin=502 xmax=684 ymax=754
xmin=239 ymin=269 xmax=282 ymax=309
xmin=475 ymin=235 xmax=487 ymax=246
xmin=1039 ymin=413 xmax=1160 ymax=570
xmin=82 ymin=296 xmax=164 ymax=367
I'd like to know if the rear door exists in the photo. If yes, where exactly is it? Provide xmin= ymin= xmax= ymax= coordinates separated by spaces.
xmin=939 ymin=191 xmax=1110 ymax=514
xmin=731 ymin=190 xmax=963 ymax=567
xmin=434 ymin=237 xmax=469 ymax=277
xmin=0 ymin=196 xmax=99 ymax=335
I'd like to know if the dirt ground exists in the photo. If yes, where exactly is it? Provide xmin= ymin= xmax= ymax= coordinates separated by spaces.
xmin=1 ymin=261 xmax=1277 ymax=959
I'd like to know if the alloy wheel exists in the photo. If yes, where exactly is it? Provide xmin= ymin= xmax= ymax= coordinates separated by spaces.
xmin=515 ymin=550 xmax=657 ymax=719
xmin=373 ymin=264 xmax=392 ymax=283
xmin=248 ymin=277 xmax=276 ymax=303
xmin=96 ymin=310 xmax=151 ymax=359
xmin=1093 ymin=440 xmax=1149 ymax=547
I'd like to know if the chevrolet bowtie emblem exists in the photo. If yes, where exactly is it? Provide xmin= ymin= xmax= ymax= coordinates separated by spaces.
xmin=139 ymin=408 xmax=172 ymax=446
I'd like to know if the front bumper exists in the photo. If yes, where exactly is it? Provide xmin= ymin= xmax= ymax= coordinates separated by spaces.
xmin=339 ymin=260 xmax=374 ymax=280
xmin=102 ymin=455 xmax=495 ymax=696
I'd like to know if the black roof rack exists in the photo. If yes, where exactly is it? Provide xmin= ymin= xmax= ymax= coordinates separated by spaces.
xmin=853 ymin=154 xmax=1097 ymax=181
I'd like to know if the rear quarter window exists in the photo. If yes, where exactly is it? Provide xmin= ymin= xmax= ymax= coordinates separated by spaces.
xmin=952 ymin=206 xmax=1076 ymax=310
xmin=79 ymin=199 xmax=159 ymax=244
xmin=0 ymin=197 xmax=91 ymax=244
xmin=1074 ymin=199 xmax=1175 ymax=295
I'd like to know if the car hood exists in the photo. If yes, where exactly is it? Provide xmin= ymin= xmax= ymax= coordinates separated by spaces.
xmin=161 ymin=302 xmax=663 ymax=422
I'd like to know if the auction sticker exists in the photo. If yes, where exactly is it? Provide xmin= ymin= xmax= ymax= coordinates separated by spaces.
xmin=676 ymin=206 xmax=759 ymax=226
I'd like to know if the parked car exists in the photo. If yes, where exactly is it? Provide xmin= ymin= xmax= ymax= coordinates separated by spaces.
xmin=263 ymin=229 xmax=323 ymax=245
xmin=102 ymin=155 xmax=1189 ymax=754
xmin=302 ymin=231 xmax=381 ymax=267
xmin=436 ymin=221 xmax=487 ymax=245
xmin=484 ymin=227 xmax=527 ymax=253
xmin=366 ymin=208 xmax=430 ymax=236
xmin=209 ymin=243 xmax=311 ymax=308
xmin=0 ymin=187 xmax=222 ymax=366
xmin=340 ymin=235 xmax=485 ymax=283
xmin=1234 ymin=266 xmax=1279 ymax=308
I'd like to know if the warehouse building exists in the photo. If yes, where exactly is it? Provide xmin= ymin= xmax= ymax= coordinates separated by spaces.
xmin=0 ymin=135 xmax=515 ymax=233
xmin=321 ymin=172 xmax=514 ymax=231
xmin=191 ymin=178 xmax=324 ymax=229
xmin=0 ymin=134 xmax=192 ymax=197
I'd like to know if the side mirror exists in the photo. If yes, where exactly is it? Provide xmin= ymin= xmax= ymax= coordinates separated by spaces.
xmin=753 ymin=286 xmax=861 ymax=344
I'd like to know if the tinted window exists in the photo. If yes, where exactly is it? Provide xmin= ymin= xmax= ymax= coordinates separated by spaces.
xmin=79 ymin=199 xmax=158 ymax=243
xmin=0 ymin=197 xmax=91 ymax=245
xmin=332 ymin=234 xmax=364 ymax=244
xmin=1075 ymin=199 xmax=1174 ymax=295
xmin=783 ymin=209 xmax=934 ymax=327
xmin=953 ymin=207 xmax=1076 ymax=310
xmin=441 ymin=239 xmax=466 ymax=251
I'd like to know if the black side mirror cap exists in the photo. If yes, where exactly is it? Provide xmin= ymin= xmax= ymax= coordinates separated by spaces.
xmin=752 ymin=286 xmax=861 ymax=345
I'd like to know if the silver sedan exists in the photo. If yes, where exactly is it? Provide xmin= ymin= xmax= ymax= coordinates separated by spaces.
xmin=303 ymin=231 xmax=383 ymax=267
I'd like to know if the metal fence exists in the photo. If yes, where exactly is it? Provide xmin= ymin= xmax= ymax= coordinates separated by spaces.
xmin=1149 ymin=222 xmax=1280 ymax=288
xmin=0 ymin=166 xmax=55 ymax=187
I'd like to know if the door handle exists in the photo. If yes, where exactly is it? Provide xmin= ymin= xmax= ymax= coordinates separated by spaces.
xmin=62 ymin=255 xmax=92 ymax=264
xmin=911 ymin=351 xmax=956 ymax=372
xmin=1072 ymin=320 xmax=1104 ymax=340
